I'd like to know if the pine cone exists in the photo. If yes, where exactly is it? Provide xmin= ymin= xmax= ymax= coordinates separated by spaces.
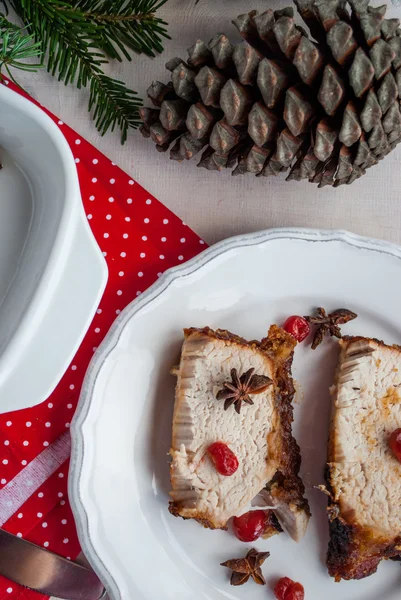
xmin=140 ymin=0 xmax=401 ymax=187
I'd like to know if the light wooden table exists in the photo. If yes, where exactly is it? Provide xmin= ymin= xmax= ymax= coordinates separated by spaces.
xmin=14 ymin=0 xmax=401 ymax=249
xmin=9 ymin=1 xmax=401 ymax=599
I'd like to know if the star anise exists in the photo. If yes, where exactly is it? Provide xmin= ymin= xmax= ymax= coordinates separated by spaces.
xmin=221 ymin=548 xmax=270 ymax=586
xmin=216 ymin=368 xmax=273 ymax=414
xmin=305 ymin=308 xmax=358 ymax=349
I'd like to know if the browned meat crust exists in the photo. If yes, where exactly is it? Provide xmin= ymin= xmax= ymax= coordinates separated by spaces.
xmin=168 ymin=502 xmax=282 ymax=536
xmin=263 ymin=327 xmax=311 ymax=522
xmin=264 ymin=510 xmax=283 ymax=539
xmin=169 ymin=325 xmax=310 ymax=536
xmin=326 ymin=337 xmax=401 ymax=581
xmin=184 ymin=325 xmax=274 ymax=356
xmin=326 ymin=469 xmax=401 ymax=581
xmin=326 ymin=510 xmax=401 ymax=581
xmin=341 ymin=334 xmax=401 ymax=352
xmin=325 ymin=461 xmax=384 ymax=581
xmin=168 ymin=502 xmax=228 ymax=530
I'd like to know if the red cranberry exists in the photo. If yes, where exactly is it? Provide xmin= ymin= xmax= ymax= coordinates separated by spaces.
xmin=274 ymin=577 xmax=305 ymax=600
xmin=283 ymin=316 xmax=310 ymax=343
xmin=389 ymin=428 xmax=401 ymax=463
xmin=207 ymin=442 xmax=239 ymax=476
xmin=232 ymin=510 xmax=267 ymax=542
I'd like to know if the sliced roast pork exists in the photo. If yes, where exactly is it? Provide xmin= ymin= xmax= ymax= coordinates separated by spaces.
xmin=169 ymin=325 xmax=310 ymax=541
xmin=327 ymin=337 xmax=401 ymax=581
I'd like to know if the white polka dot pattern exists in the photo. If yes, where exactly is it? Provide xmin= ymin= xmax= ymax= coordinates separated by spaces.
xmin=0 ymin=77 xmax=206 ymax=600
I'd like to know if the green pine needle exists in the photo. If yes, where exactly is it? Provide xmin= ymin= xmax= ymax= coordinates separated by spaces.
xmin=71 ymin=0 xmax=170 ymax=60
xmin=0 ymin=15 xmax=43 ymax=86
xmin=3 ymin=0 xmax=169 ymax=143
xmin=90 ymin=73 xmax=142 ymax=143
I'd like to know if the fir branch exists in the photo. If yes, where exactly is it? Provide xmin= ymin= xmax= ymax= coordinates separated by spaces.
xmin=7 ymin=0 xmax=166 ymax=142
xmin=0 ymin=14 xmax=43 ymax=86
xmin=67 ymin=0 xmax=170 ymax=59
xmin=89 ymin=73 xmax=141 ymax=142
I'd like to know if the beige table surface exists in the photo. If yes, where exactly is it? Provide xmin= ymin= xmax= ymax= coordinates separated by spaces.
xmin=13 ymin=0 xmax=401 ymax=250
xmin=8 ymin=0 xmax=400 ymax=598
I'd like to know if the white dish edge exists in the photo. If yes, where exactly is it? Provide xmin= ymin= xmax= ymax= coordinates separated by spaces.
xmin=69 ymin=227 xmax=401 ymax=599
xmin=0 ymin=83 xmax=108 ymax=411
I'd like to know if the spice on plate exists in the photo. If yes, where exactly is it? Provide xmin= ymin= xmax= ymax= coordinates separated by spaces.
xmin=221 ymin=548 xmax=270 ymax=586
xmin=216 ymin=367 xmax=273 ymax=414
xmin=207 ymin=442 xmax=239 ymax=476
xmin=305 ymin=308 xmax=358 ymax=349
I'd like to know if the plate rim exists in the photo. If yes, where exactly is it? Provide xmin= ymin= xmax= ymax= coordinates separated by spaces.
xmin=69 ymin=227 xmax=401 ymax=600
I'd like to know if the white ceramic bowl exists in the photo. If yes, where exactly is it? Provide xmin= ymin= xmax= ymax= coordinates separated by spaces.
xmin=0 ymin=83 xmax=107 ymax=413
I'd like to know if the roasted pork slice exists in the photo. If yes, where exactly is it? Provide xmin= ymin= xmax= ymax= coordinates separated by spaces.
xmin=327 ymin=336 xmax=401 ymax=581
xmin=169 ymin=325 xmax=310 ymax=541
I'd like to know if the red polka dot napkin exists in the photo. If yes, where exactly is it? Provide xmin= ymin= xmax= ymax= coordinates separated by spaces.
xmin=0 ymin=80 xmax=206 ymax=600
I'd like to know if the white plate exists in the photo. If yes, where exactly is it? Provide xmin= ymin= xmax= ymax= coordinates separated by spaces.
xmin=0 ymin=83 xmax=107 ymax=412
xmin=70 ymin=229 xmax=401 ymax=600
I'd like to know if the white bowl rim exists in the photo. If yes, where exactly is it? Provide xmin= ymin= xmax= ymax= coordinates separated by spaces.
xmin=0 ymin=83 xmax=81 ymax=380
xmin=69 ymin=227 xmax=401 ymax=600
